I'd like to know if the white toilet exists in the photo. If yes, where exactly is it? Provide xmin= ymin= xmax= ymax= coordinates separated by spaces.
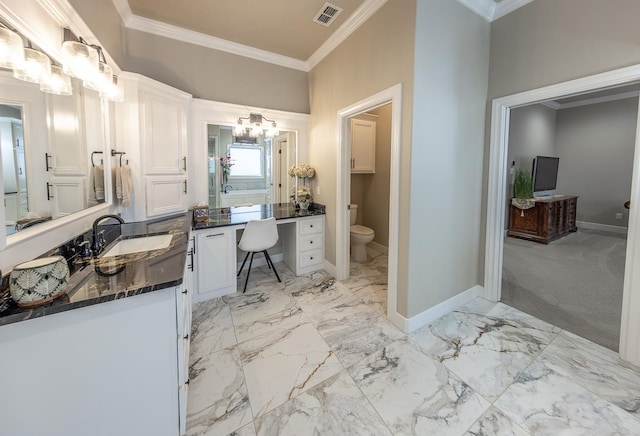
xmin=349 ymin=204 xmax=375 ymax=262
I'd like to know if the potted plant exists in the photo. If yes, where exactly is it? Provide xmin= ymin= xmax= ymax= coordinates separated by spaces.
xmin=512 ymin=169 xmax=535 ymax=214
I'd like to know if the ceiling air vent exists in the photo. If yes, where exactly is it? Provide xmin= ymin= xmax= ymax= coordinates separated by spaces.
xmin=313 ymin=2 xmax=344 ymax=27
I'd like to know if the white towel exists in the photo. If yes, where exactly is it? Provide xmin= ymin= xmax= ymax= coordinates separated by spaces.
xmin=93 ymin=165 xmax=105 ymax=202
xmin=118 ymin=165 xmax=132 ymax=207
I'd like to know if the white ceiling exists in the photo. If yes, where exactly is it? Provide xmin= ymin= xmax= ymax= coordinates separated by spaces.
xmin=111 ymin=0 xmax=533 ymax=72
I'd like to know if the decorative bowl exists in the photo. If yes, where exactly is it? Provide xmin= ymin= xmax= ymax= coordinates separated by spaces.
xmin=10 ymin=256 xmax=69 ymax=307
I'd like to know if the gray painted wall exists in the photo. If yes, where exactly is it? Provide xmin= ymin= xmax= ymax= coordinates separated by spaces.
xmin=407 ymin=0 xmax=490 ymax=316
xmin=125 ymin=30 xmax=310 ymax=114
xmin=555 ymin=98 xmax=637 ymax=227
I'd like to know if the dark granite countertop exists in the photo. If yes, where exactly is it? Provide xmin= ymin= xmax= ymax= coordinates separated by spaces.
xmin=193 ymin=203 xmax=325 ymax=230
xmin=0 ymin=213 xmax=191 ymax=327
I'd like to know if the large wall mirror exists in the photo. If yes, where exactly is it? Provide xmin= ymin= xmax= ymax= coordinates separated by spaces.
xmin=206 ymin=124 xmax=297 ymax=208
xmin=1 ymin=71 xmax=108 ymax=237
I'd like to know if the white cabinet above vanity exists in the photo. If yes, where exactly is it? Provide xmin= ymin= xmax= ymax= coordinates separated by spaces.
xmin=116 ymin=73 xmax=192 ymax=222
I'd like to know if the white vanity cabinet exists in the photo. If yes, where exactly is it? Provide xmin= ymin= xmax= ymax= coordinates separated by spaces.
xmin=116 ymin=73 xmax=192 ymax=222
xmin=283 ymin=215 xmax=325 ymax=275
xmin=0 ymin=285 xmax=192 ymax=436
xmin=350 ymin=114 xmax=377 ymax=174
xmin=193 ymin=226 xmax=237 ymax=302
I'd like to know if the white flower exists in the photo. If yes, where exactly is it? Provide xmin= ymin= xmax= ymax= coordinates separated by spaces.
xmin=288 ymin=164 xmax=316 ymax=179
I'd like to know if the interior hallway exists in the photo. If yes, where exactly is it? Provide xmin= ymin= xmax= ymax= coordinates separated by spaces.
xmin=186 ymin=250 xmax=640 ymax=435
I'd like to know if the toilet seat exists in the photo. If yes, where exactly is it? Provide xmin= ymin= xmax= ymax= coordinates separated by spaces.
xmin=350 ymin=225 xmax=374 ymax=236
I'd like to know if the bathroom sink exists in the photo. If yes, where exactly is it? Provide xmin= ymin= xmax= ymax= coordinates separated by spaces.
xmin=102 ymin=234 xmax=173 ymax=257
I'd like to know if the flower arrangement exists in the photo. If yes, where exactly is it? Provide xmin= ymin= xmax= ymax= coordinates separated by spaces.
xmin=288 ymin=164 xmax=316 ymax=209
xmin=220 ymin=154 xmax=233 ymax=175
xmin=291 ymin=186 xmax=313 ymax=210
xmin=288 ymin=164 xmax=315 ymax=179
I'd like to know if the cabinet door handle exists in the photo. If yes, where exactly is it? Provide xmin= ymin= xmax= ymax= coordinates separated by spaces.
xmin=183 ymin=334 xmax=189 ymax=340
xmin=45 ymin=153 xmax=52 ymax=171
xmin=188 ymin=249 xmax=194 ymax=271
xmin=207 ymin=233 xmax=224 ymax=238
xmin=46 ymin=182 xmax=53 ymax=200
xmin=183 ymin=156 xmax=187 ymax=171
xmin=182 ymin=289 xmax=188 ymax=294
xmin=183 ymin=180 xmax=188 ymax=194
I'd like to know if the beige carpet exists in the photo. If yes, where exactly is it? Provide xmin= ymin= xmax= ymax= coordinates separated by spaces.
xmin=501 ymin=228 xmax=626 ymax=351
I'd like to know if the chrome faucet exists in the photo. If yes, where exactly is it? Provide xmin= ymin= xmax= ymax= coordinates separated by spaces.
xmin=223 ymin=185 xmax=233 ymax=194
xmin=91 ymin=214 xmax=125 ymax=255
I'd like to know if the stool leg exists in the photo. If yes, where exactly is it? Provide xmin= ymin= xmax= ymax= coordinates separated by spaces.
xmin=238 ymin=251 xmax=250 ymax=277
xmin=243 ymin=252 xmax=255 ymax=293
xmin=264 ymin=250 xmax=281 ymax=283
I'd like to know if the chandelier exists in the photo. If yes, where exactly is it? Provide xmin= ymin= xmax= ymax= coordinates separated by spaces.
xmin=234 ymin=113 xmax=279 ymax=139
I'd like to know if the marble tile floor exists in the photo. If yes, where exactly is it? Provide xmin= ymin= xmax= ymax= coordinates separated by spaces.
xmin=186 ymin=249 xmax=640 ymax=435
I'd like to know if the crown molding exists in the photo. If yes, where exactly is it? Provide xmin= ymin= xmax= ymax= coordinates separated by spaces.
xmin=457 ymin=0 xmax=534 ymax=22
xmin=307 ymin=0 xmax=388 ymax=70
xmin=456 ymin=0 xmax=495 ymax=21
xmin=125 ymin=14 xmax=307 ymax=71
xmin=111 ymin=0 xmax=386 ymax=72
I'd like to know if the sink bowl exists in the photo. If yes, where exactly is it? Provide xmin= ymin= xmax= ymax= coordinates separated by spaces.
xmin=102 ymin=234 xmax=173 ymax=257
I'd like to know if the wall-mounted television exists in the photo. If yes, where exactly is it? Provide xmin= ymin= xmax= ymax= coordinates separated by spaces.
xmin=532 ymin=155 xmax=560 ymax=197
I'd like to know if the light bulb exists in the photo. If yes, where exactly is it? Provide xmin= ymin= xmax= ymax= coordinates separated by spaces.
xmin=84 ymin=61 xmax=112 ymax=92
xmin=0 ymin=27 xmax=24 ymax=69
xmin=61 ymin=40 xmax=99 ymax=79
xmin=40 ymin=65 xmax=72 ymax=95
xmin=13 ymin=48 xmax=51 ymax=84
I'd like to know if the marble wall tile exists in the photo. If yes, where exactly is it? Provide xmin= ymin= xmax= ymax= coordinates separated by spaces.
xmin=229 ymin=423 xmax=257 ymax=436
xmin=226 ymin=289 xmax=307 ymax=343
xmin=494 ymin=360 xmax=640 ymax=435
xmin=187 ymin=347 xmax=253 ymax=436
xmin=538 ymin=330 xmax=640 ymax=417
xmin=190 ymin=298 xmax=236 ymax=362
xmin=464 ymin=406 xmax=530 ymax=436
xmin=348 ymin=338 xmax=490 ymax=435
xmin=254 ymin=371 xmax=392 ymax=436
xmin=309 ymin=301 xmax=404 ymax=368
xmin=409 ymin=302 xmax=559 ymax=401
xmin=238 ymin=322 xmax=343 ymax=418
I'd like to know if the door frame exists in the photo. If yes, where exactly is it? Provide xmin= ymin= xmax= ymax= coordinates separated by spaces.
xmin=483 ymin=64 xmax=640 ymax=365
xmin=336 ymin=83 xmax=403 ymax=328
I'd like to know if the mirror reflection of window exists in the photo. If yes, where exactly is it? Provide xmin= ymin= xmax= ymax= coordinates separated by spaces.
xmin=228 ymin=145 xmax=264 ymax=178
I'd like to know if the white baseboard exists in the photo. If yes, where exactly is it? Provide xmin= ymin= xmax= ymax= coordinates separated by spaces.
xmin=236 ymin=253 xmax=284 ymax=271
xmin=391 ymin=285 xmax=483 ymax=333
xmin=576 ymin=221 xmax=628 ymax=235
xmin=368 ymin=241 xmax=388 ymax=255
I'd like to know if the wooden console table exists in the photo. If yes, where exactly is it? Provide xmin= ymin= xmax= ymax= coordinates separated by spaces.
xmin=508 ymin=195 xmax=578 ymax=244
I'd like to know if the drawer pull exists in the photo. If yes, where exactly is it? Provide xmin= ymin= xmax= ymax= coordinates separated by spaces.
xmin=310 ymin=241 xmax=313 ymax=244
xmin=310 ymin=224 xmax=314 ymax=228
xmin=310 ymin=256 xmax=314 ymax=260
xmin=207 ymin=233 xmax=224 ymax=238
xmin=182 ymin=289 xmax=188 ymax=294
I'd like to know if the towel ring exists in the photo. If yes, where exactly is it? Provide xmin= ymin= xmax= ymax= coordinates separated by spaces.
xmin=90 ymin=151 xmax=103 ymax=167
xmin=111 ymin=149 xmax=128 ymax=166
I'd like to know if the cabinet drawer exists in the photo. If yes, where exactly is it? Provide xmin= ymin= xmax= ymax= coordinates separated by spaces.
xmin=300 ymin=234 xmax=323 ymax=252
xmin=299 ymin=248 xmax=323 ymax=268
xmin=299 ymin=218 xmax=322 ymax=235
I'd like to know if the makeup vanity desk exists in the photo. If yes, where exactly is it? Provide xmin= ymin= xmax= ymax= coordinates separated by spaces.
xmin=190 ymin=204 xmax=325 ymax=302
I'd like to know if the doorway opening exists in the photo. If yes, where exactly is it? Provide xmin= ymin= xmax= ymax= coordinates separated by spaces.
xmin=484 ymin=64 xmax=640 ymax=365
xmin=336 ymin=84 xmax=403 ymax=329
xmin=501 ymin=86 xmax=638 ymax=351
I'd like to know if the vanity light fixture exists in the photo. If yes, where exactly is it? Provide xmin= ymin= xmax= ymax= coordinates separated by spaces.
xmin=61 ymin=28 xmax=99 ymax=81
xmin=83 ymin=46 xmax=112 ymax=92
xmin=13 ymin=46 xmax=51 ymax=84
xmin=0 ymin=25 xmax=24 ymax=69
xmin=234 ymin=113 xmax=280 ymax=139
xmin=40 ymin=64 xmax=72 ymax=96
